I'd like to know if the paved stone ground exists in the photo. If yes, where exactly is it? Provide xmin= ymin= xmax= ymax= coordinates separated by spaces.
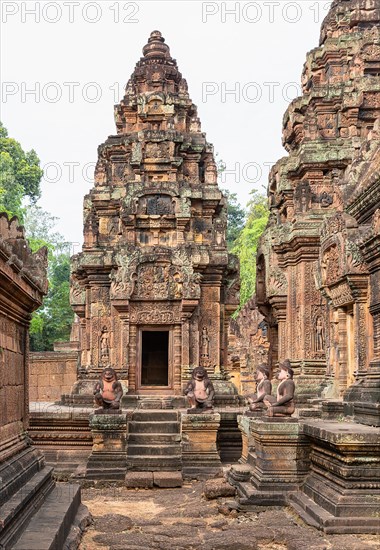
xmin=79 ymin=481 xmax=379 ymax=550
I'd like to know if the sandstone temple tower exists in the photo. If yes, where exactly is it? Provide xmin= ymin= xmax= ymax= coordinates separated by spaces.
xmin=70 ymin=31 xmax=239 ymax=396
xmin=256 ymin=0 xmax=380 ymax=410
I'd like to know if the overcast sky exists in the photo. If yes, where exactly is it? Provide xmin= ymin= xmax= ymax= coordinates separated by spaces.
xmin=1 ymin=1 xmax=333 ymax=252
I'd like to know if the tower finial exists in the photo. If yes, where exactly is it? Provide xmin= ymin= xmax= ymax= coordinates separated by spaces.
xmin=142 ymin=30 xmax=170 ymax=59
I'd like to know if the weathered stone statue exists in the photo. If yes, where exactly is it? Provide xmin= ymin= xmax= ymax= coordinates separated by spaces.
xmin=94 ymin=367 xmax=123 ymax=411
xmin=263 ymin=361 xmax=295 ymax=417
xmin=246 ymin=364 xmax=272 ymax=411
xmin=185 ymin=366 xmax=215 ymax=412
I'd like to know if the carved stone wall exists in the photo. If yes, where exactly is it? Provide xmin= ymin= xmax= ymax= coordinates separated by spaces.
xmin=0 ymin=213 xmax=87 ymax=548
xmin=0 ymin=213 xmax=47 ymax=454
xmin=70 ymin=31 xmax=239 ymax=395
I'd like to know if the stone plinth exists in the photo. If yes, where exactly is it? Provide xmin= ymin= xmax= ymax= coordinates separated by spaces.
xmin=288 ymin=420 xmax=380 ymax=534
xmin=181 ymin=413 xmax=222 ymax=479
xmin=86 ymin=413 xmax=129 ymax=480
xmin=231 ymin=417 xmax=310 ymax=507
xmin=237 ymin=413 xmax=257 ymax=465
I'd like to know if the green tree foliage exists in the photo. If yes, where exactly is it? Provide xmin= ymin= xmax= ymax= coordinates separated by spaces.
xmin=25 ymin=206 xmax=74 ymax=351
xmin=0 ymin=122 xmax=43 ymax=222
xmin=30 ymin=250 xmax=73 ymax=351
xmin=232 ymin=190 xmax=269 ymax=308
xmin=222 ymin=189 xmax=246 ymax=250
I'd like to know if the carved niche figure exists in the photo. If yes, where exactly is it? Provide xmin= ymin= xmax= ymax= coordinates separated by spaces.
xmin=214 ymin=219 xmax=226 ymax=246
xmin=246 ymin=364 xmax=272 ymax=412
xmin=263 ymin=360 xmax=295 ymax=417
xmin=200 ymin=326 xmax=210 ymax=367
xmin=172 ymin=272 xmax=183 ymax=298
xmin=184 ymin=366 xmax=215 ymax=412
xmin=314 ymin=316 xmax=325 ymax=353
xmin=318 ymin=191 xmax=333 ymax=208
xmin=294 ymin=181 xmax=312 ymax=213
xmin=99 ymin=326 xmax=110 ymax=364
xmin=94 ymin=367 xmax=123 ymax=411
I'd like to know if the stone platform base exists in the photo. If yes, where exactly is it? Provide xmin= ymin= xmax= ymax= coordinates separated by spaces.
xmin=288 ymin=490 xmax=380 ymax=534
xmin=287 ymin=420 xmax=380 ymax=534
xmin=228 ymin=417 xmax=310 ymax=508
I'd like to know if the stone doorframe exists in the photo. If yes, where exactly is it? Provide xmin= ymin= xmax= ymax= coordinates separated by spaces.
xmin=135 ymin=325 xmax=174 ymax=393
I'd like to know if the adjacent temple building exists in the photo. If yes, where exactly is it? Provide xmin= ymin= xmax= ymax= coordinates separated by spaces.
xmin=69 ymin=31 xmax=239 ymax=396
xmin=255 ymin=0 xmax=380 ymax=420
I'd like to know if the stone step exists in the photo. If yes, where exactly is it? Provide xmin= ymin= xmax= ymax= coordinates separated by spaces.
xmin=128 ymin=456 xmax=182 ymax=471
xmin=298 ymin=408 xmax=323 ymax=418
xmin=287 ymin=491 xmax=323 ymax=529
xmin=12 ymin=483 xmax=81 ymax=550
xmin=86 ymin=452 xmax=127 ymax=480
xmin=127 ymin=444 xmax=181 ymax=456
xmin=132 ymin=410 xmax=179 ymax=422
xmin=128 ymin=433 xmax=181 ymax=443
xmin=0 ymin=466 xmax=55 ymax=548
xmin=0 ymin=447 xmax=45 ymax=507
xmin=128 ymin=421 xmax=180 ymax=434
xmin=236 ymin=481 xmax=286 ymax=507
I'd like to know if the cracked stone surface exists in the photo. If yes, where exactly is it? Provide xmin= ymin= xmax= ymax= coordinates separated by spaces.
xmin=79 ymin=481 xmax=380 ymax=550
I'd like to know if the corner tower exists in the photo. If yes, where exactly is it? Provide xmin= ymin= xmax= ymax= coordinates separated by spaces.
xmin=70 ymin=31 xmax=239 ymax=395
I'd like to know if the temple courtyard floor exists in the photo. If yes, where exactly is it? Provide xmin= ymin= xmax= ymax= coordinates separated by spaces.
xmin=78 ymin=478 xmax=380 ymax=550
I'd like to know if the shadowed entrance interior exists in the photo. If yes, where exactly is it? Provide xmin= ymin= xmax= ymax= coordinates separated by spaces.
xmin=141 ymin=331 xmax=169 ymax=386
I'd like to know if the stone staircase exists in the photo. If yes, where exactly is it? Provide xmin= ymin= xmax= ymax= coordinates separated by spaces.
xmin=0 ymin=447 xmax=89 ymax=549
xmin=127 ymin=410 xmax=182 ymax=471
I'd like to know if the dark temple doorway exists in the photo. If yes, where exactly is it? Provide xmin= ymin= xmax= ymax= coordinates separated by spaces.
xmin=141 ymin=331 xmax=169 ymax=386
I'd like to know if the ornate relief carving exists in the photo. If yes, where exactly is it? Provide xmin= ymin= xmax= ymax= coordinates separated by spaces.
xmin=328 ymin=282 xmax=354 ymax=307
xmin=322 ymin=245 xmax=341 ymax=286
xmin=70 ymin=276 xmax=86 ymax=305
xmin=129 ymin=303 xmax=181 ymax=324
xmin=346 ymin=240 xmax=367 ymax=273
xmin=320 ymin=212 xmax=346 ymax=241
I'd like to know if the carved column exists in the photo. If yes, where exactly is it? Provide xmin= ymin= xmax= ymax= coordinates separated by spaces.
xmin=354 ymin=300 xmax=368 ymax=374
xmin=181 ymin=316 xmax=190 ymax=373
xmin=129 ymin=325 xmax=137 ymax=391
xmin=121 ymin=316 xmax=130 ymax=375
xmin=173 ymin=324 xmax=182 ymax=392
xmin=271 ymin=297 xmax=287 ymax=363
xmin=337 ymin=307 xmax=348 ymax=395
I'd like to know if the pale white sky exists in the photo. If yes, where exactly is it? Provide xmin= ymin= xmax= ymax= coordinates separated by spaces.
xmin=1 ymin=1 xmax=332 ymax=251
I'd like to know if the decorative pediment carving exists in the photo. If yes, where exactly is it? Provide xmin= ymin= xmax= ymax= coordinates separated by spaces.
xmin=268 ymin=268 xmax=287 ymax=296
